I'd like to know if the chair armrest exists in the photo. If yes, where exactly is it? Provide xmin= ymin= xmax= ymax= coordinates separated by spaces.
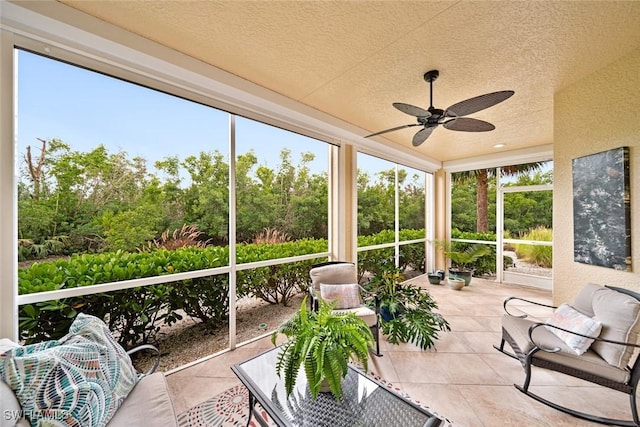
xmin=527 ymin=323 xmax=640 ymax=354
xmin=127 ymin=344 xmax=160 ymax=376
xmin=503 ymin=296 xmax=557 ymax=318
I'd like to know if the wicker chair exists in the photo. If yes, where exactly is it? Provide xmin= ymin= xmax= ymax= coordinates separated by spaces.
xmin=494 ymin=284 xmax=640 ymax=426
xmin=309 ymin=261 xmax=381 ymax=357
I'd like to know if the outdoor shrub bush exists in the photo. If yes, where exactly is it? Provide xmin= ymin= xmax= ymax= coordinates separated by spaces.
xmin=450 ymin=229 xmax=497 ymax=276
xmin=169 ymin=275 xmax=229 ymax=328
xmin=236 ymin=239 xmax=326 ymax=305
xmin=17 ymin=231 xmax=433 ymax=343
xmin=356 ymin=229 xmax=426 ymax=280
xmin=515 ymin=226 xmax=553 ymax=267
xmin=357 ymin=247 xmax=395 ymax=281
xmin=18 ymin=240 xmax=326 ymax=343
xmin=399 ymin=229 xmax=426 ymax=273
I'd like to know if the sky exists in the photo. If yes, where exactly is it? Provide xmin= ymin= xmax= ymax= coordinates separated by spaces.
xmin=15 ymin=49 xmax=436 ymax=185
xmin=16 ymin=49 xmax=333 ymax=179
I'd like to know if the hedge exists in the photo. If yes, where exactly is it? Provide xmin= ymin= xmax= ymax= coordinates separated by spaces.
xmin=18 ymin=240 xmax=326 ymax=346
xmin=18 ymin=231 xmax=431 ymax=346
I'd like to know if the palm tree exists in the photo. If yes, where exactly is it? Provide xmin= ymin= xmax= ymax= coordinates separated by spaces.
xmin=453 ymin=163 xmax=544 ymax=232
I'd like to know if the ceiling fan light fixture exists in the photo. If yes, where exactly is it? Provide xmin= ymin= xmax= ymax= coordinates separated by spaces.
xmin=364 ymin=70 xmax=514 ymax=147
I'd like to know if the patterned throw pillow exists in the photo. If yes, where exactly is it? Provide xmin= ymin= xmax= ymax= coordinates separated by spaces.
xmin=320 ymin=283 xmax=361 ymax=309
xmin=0 ymin=313 xmax=139 ymax=427
xmin=545 ymin=303 xmax=602 ymax=355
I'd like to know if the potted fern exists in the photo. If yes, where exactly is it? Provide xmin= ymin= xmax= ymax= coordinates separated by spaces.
xmin=271 ymin=296 xmax=374 ymax=400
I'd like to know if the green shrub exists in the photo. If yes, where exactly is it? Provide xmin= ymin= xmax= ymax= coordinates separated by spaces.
xmin=169 ymin=275 xmax=229 ymax=328
xmin=357 ymin=229 xmax=426 ymax=280
xmin=17 ymin=231 xmax=433 ymax=345
xmin=450 ymin=229 xmax=497 ymax=276
xmin=236 ymin=240 xmax=326 ymax=305
xmin=17 ymin=240 xmax=327 ymax=344
xmin=514 ymin=226 xmax=553 ymax=268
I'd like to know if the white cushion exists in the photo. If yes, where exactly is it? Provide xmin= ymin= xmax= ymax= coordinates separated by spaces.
xmin=106 ymin=372 xmax=177 ymax=427
xmin=332 ymin=306 xmax=377 ymax=327
xmin=320 ymin=283 xmax=361 ymax=309
xmin=591 ymin=287 xmax=640 ymax=368
xmin=545 ymin=304 xmax=602 ymax=355
xmin=310 ymin=263 xmax=357 ymax=291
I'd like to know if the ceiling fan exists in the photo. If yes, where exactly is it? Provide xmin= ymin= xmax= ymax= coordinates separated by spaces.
xmin=365 ymin=70 xmax=514 ymax=147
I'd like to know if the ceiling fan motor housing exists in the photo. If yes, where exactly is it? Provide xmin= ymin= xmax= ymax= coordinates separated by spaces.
xmin=423 ymin=70 xmax=439 ymax=82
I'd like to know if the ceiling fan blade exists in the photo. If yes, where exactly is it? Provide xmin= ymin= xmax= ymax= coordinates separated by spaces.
xmin=393 ymin=102 xmax=432 ymax=118
xmin=412 ymin=126 xmax=436 ymax=146
xmin=445 ymin=90 xmax=514 ymax=117
xmin=365 ymin=123 xmax=421 ymax=138
xmin=443 ymin=117 xmax=495 ymax=132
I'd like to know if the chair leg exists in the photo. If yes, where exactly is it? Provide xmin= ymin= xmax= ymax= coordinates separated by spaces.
xmin=371 ymin=323 xmax=382 ymax=357
xmin=630 ymin=386 xmax=640 ymax=426
xmin=521 ymin=354 xmax=534 ymax=391
xmin=516 ymin=385 xmax=640 ymax=427
xmin=493 ymin=337 xmax=518 ymax=361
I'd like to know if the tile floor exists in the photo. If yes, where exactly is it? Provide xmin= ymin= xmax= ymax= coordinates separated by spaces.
xmin=166 ymin=277 xmax=634 ymax=426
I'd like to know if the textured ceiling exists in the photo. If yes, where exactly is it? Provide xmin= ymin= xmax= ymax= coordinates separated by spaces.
xmin=57 ymin=0 xmax=640 ymax=162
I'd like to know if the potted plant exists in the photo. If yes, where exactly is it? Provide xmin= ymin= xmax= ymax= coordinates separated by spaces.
xmin=365 ymin=263 xmax=450 ymax=349
xmin=446 ymin=276 xmax=465 ymax=290
xmin=271 ymin=296 xmax=374 ymax=400
xmin=437 ymin=241 xmax=491 ymax=286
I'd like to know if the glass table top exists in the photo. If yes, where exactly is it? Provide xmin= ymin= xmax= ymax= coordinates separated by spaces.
xmin=232 ymin=346 xmax=441 ymax=427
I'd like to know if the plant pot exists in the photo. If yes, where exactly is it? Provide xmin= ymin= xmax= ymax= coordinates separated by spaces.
xmin=427 ymin=274 xmax=442 ymax=285
xmin=447 ymin=278 xmax=465 ymax=290
xmin=319 ymin=378 xmax=332 ymax=393
xmin=380 ymin=305 xmax=404 ymax=321
xmin=449 ymin=269 xmax=472 ymax=286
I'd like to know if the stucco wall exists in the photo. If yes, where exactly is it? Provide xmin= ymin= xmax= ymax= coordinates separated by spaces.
xmin=553 ymin=47 xmax=640 ymax=305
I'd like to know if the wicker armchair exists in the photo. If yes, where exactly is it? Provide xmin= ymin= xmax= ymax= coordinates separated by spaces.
xmin=494 ymin=284 xmax=640 ymax=426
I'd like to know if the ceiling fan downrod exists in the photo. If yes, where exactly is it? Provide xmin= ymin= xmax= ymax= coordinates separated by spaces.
xmin=423 ymin=70 xmax=439 ymax=109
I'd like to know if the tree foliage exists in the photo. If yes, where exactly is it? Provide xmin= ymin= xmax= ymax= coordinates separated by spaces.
xmin=18 ymin=140 xmax=335 ymax=257
xmin=452 ymin=168 xmax=553 ymax=235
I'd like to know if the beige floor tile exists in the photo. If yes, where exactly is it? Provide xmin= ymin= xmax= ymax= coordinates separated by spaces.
xmin=457 ymin=385 xmax=557 ymax=426
xmin=389 ymin=351 xmax=452 ymax=384
xmin=446 ymin=316 xmax=487 ymax=332
xmin=430 ymin=331 xmax=472 ymax=353
xmin=367 ymin=350 xmax=400 ymax=383
xmin=441 ymin=353 xmax=508 ymax=385
xmin=400 ymin=383 xmax=483 ymax=427
xmin=166 ymin=278 xmax=616 ymax=426
xmin=167 ymin=375 xmax=241 ymax=414
xmin=457 ymin=331 xmax=502 ymax=354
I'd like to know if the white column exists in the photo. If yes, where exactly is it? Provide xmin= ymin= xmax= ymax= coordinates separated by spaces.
xmin=496 ymin=168 xmax=504 ymax=283
xmin=332 ymin=143 xmax=357 ymax=262
xmin=228 ymin=115 xmax=236 ymax=349
xmin=425 ymin=172 xmax=435 ymax=273
xmin=394 ymin=165 xmax=400 ymax=268
xmin=0 ymin=30 xmax=18 ymax=340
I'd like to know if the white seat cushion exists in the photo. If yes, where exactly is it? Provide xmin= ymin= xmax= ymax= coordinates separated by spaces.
xmin=106 ymin=372 xmax=177 ymax=427
xmin=333 ymin=306 xmax=377 ymax=327
xmin=503 ymin=314 xmax=630 ymax=383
